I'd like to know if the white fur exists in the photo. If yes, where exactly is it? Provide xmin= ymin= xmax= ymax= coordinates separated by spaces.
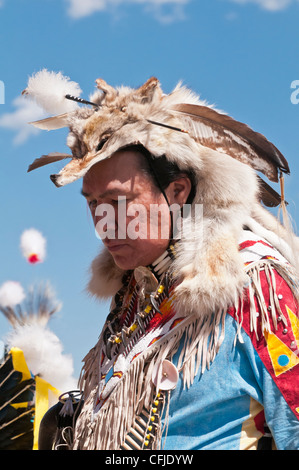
xmin=87 ymin=247 xmax=124 ymax=299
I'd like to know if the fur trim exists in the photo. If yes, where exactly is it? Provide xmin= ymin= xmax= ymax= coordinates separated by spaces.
xmin=249 ymin=203 xmax=299 ymax=270
xmin=87 ymin=247 xmax=124 ymax=299
xmin=171 ymin=150 xmax=258 ymax=317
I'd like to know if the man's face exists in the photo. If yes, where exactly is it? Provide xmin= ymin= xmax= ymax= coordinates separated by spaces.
xmin=82 ymin=150 xmax=173 ymax=270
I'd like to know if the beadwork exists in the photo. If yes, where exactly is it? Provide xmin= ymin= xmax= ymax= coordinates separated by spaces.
xmin=104 ymin=244 xmax=177 ymax=360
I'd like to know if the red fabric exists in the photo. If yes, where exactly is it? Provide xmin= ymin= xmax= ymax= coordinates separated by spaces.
xmin=228 ymin=269 xmax=299 ymax=421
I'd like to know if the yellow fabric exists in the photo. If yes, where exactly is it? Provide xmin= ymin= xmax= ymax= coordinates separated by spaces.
xmin=239 ymin=398 xmax=264 ymax=450
xmin=33 ymin=376 xmax=61 ymax=450
xmin=264 ymin=329 xmax=299 ymax=377
xmin=286 ymin=305 xmax=299 ymax=349
xmin=10 ymin=347 xmax=31 ymax=382
xmin=7 ymin=347 xmax=61 ymax=450
xmin=11 ymin=402 xmax=30 ymax=409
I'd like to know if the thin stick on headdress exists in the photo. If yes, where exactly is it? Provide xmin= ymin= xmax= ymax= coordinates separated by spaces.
xmin=65 ymin=94 xmax=99 ymax=108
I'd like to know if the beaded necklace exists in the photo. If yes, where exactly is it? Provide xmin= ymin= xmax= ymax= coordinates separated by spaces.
xmin=102 ymin=243 xmax=177 ymax=361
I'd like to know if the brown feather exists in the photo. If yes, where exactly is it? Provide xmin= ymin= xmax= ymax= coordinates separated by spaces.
xmin=257 ymin=176 xmax=284 ymax=208
xmin=29 ymin=113 xmax=70 ymax=131
xmin=27 ymin=153 xmax=72 ymax=172
xmin=172 ymin=103 xmax=289 ymax=183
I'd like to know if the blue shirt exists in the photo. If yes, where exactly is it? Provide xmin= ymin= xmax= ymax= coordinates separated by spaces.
xmin=163 ymin=272 xmax=299 ymax=450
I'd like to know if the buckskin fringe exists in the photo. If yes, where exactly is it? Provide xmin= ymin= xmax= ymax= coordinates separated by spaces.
xmin=241 ymin=259 xmax=299 ymax=342
xmin=72 ymin=309 xmax=227 ymax=450
xmin=73 ymin=259 xmax=299 ymax=450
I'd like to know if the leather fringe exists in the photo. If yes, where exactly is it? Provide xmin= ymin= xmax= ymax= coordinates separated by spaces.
xmin=72 ymin=308 xmax=227 ymax=450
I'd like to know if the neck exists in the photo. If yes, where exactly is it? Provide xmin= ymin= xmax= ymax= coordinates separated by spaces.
xmin=147 ymin=242 xmax=177 ymax=280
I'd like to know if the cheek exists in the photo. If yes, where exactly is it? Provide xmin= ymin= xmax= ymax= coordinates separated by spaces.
xmin=148 ymin=205 xmax=171 ymax=234
xmin=126 ymin=205 xmax=147 ymax=235
xmin=125 ymin=200 xmax=171 ymax=240
xmin=147 ymin=202 xmax=171 ymax=243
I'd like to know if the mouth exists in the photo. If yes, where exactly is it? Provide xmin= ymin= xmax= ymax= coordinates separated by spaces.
xmin=105 ymin=241 xmax=129 ymax=252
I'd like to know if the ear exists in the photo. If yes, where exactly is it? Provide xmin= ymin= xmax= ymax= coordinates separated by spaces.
xmin=165 ymin=176 xmax=192 ymax=207
xmin=135 ymin=77 xmax=162 ymax=103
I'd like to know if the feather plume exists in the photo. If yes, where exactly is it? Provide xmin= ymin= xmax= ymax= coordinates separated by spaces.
xmin=23 ymin=69 xmax=82 ymax=115
xmin=0 ymin=283 xmax=77 ymax=449
xmin=171 ymin=103 xmax=289 ymax=183
xmin=20 ymin=228 xmax=46 ymax=264
xmin=27 ymin=152 xmax=72 ymax=172
xmin=1 ymin=283 xmax=77 ymax=391
xmin=0 ymin=283 xmax=61 ymax=328
xmin=0 ymin=281 xmax=25 ymax=308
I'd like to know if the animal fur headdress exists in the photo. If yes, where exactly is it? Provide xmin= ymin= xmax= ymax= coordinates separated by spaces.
xmin=23 ymin=69 xmax=298 ymax=316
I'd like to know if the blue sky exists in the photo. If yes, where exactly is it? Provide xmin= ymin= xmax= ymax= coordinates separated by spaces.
xmin=0 ymin=0 xmax=299 ymax=379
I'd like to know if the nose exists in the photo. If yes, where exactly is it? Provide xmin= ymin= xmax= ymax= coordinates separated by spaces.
xmin=50 ymin=174 xmax=61 ymax=187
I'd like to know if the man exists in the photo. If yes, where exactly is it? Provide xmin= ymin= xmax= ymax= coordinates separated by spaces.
xmin=24 ymin=71 xmax=299 ymax=450
xmin=81 ymin=147 xmax=192 ymax=271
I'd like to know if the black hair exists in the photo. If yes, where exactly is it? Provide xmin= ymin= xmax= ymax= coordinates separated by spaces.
xmin=123 ymin=144 xmax=197 ymax=206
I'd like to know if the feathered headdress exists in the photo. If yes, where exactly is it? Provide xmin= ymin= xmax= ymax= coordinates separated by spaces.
xmin=22 ymin=70 xmax=298 ymax=315
xmin=23 ymin=70 xmax=288 ymax=198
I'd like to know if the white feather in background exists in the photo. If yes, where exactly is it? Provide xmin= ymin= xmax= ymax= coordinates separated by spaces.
xmin=0 ymin=281 xmax=26 ymax=307
xmin=20 ymin=228 xmax=46 ymax=264
xmin=0 ymin=282 xmax=77 ymax=392
xmin=5 ymin=322 xmax=77 ymax=392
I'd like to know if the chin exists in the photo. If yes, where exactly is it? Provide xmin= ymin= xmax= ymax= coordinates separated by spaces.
xmin=111 ymin=250 xmax=154 ymax=270
xmin=109 ymin=250 xmax=136 ymax=269
xmin=112 ymin=256 xmax=139 ymax=270
xmin=109 ymin=242 xmax=168 ymax=270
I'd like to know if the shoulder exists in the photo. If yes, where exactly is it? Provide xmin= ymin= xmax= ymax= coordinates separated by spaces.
xmin=232 ymin=230 xmax=299 ymax=354
xmin=228 ymin=231 xmax=299 ymax=419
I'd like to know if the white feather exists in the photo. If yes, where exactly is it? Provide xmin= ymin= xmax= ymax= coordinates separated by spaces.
xmin=25 ymin=69 xmax=82 ymax=115
xmin=0 ymin=281 xmax=26 ymax=308
xmin=5 ymin=322 xmax=77 ymax=391
xmin=1 ymin=282 xmax=77 ymax=392
xmin=20 ymin=228 xmax=46 ymax=263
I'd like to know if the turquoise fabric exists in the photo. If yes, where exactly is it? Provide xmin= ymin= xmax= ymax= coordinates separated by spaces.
xmin=162 ymin=314 xmax=299 ymax=450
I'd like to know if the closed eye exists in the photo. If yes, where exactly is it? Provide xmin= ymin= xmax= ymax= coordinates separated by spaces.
xmin=88 ymin=199 xmax=97 ymax=209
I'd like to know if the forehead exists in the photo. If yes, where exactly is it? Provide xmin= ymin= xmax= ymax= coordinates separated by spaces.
xmin=82 ymin=149 xmax=149 ymax=195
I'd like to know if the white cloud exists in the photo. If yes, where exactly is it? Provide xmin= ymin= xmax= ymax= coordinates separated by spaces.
xmin=0 ymin=95 xmax=46 ymax=145
xmin=65 ymin=0 xmax=299 ymax=22
xmin=66 ymin=0 xmax=189 ymax=22
xmin=66 ymin=0 xmax=107 ymax=18
xmin=227 ymin=0 xmax=294 ymax=11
